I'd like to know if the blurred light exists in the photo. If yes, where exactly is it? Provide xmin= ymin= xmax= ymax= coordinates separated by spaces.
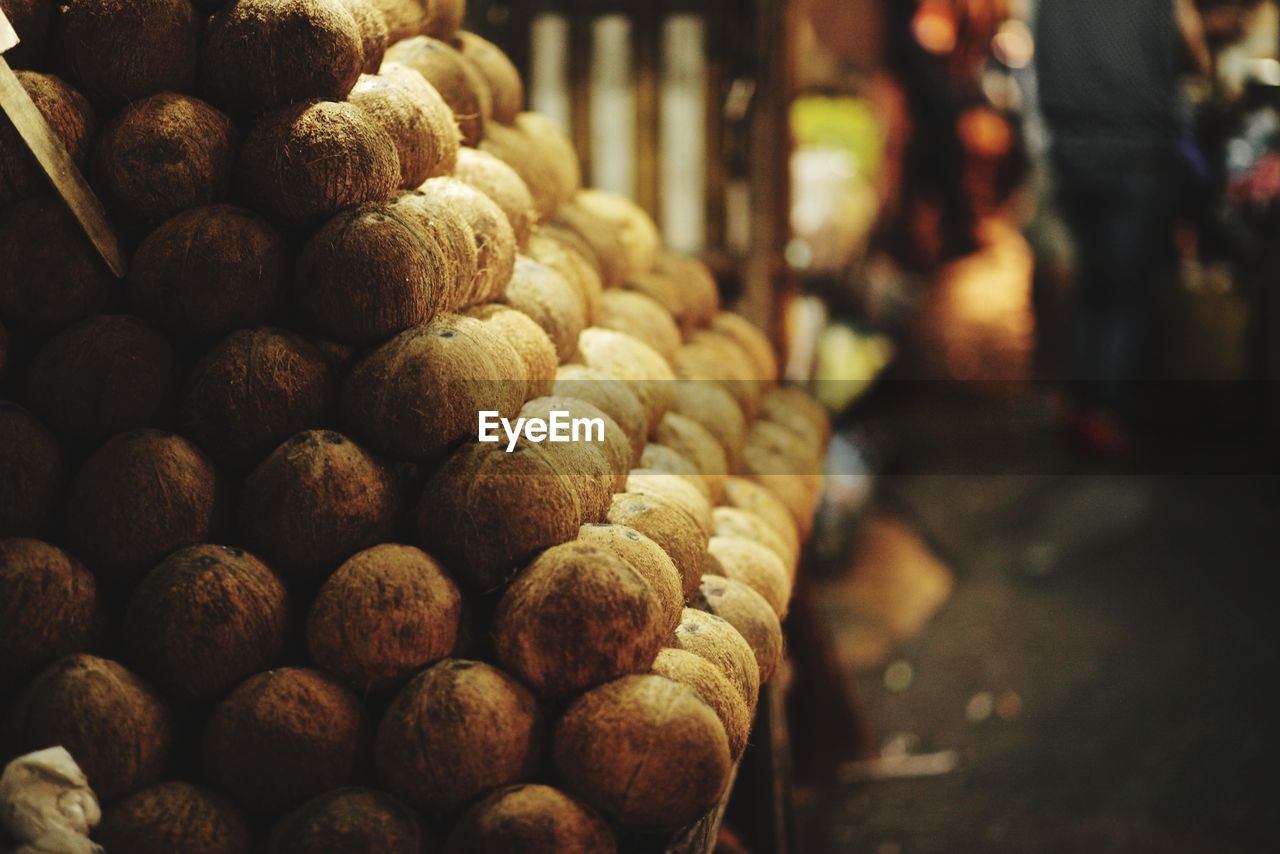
xmin=958 ymin=106 xmax=1013 ymax=158
xmin=992 ymin=19 xmax=1034 ymax=69
xmin=981 ymin=69 xmax=1023 ymax=112
xmin=1249 ymin=57 xmax=1280 ymax=87
xmin=912 ymin=4 xmax=957 ymax=55
xmin=966 ymin=691 xmax=995 ymax=722
xmin=885 ymin=660 xmax=915 ymax=692
xmin=996 ymin=690 xmax=1024 ymax=720
xmin=785 ymin=238 xmax=814 ymax=271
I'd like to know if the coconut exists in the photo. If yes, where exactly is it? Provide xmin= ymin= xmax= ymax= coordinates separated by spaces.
xmin=0 ymin=195 xmax=114 ymax=333
xmin=653 ymin=251 xmax=720 ymax=329
xmin=494 ymin=542 xmax=664 ymax=697
xmin=424 ymin=0 xmax=463 ymax=38
xmin=651 ymin=411 xmax=729 ymax=501
xmin=480 ymin=122 xmax=559 ymax=224
xmin=0 ymin=539 xmax=97 ymax=692
xmin=342 ymin=314 xmax=526 ymax=462
xmin=713 ymin=506 xmax=796 ymax=577
xmin=384 ymin=36 xmax=491 ymax=147
xmin=706 ymin=536 xmax=790 ymax=618
xmin=122 ymin=544 xmax=288 ymax=701
xmin=606 ymin=491 xmax=705 ymax=600
xmin=454 ymin=147 xmax=535 ymax=249
xmin=375 ymin=659 xmax=541 ymax=814
xmin=720 ymin=476 xmax=801 ymax=564
xmin=388 ymin=184 xmax=483 ymax=302
xmin=295 ymin=201 xmax=470 ymax=344
xmin=622 ymin=269 xmax=686 ymax=328
xmin=553 ymin=190 xmax=660 ymax=287
xmin=667 ymin=387 xmax=742 ymax=475
xmin=651 ymin=647 xmax=751 ymax=758
xmin=93 ymin=93 xmax=237 ymax=226
xmin=674 ymin=332 xmax=763 ymax=420
xmin=758 ymin=385 xmax=831 ymax=452
xmin=366 ymin=0 xmax=427 ymax=42
xmin=446 ymin=784 xmax=616 ymax=854
xmin=551 ymin=365 xmax=648 ymax=465
xmin=691 ymin=574 xmax=782 ymax=684
xmin=1 ymin=72 xmax=95 ymax=208
xmin=497 ymin=256 xmax=585 ymax=363
xmin=467 ymin=304 xmax=557 ymax=399
xmin=202 ymin=0 xmax=363 ymax=115
xmin=519 ymin=395 xmax=629 ymax=495
xmin=238 ymin=430 xmax=399 ymax=578
xmin=552 ymin=674 xmax=731 ymax=833
xmin=742 ymin=421 xmax=823 ymax=535
xmin=639 ymin=443 xmax=709 ymax=501
xmin=671 ymin=607 xmax=760 ymax=711
xmin=414 ymin=177 xmax=516 ymax=306
xmin=129 ymin=205 xmax=287 ymax=339
xmin=98 ymin=782 xmax=251 ymax=854
xmin=549 ymin=201 xmax=625 ymax=289
xmin=596 ymin=290 xmax=680 ymax=363
xmin=0 ymin=0 xmax=54 ymax=69
xmin=527 ymin=232 xmax=602 ymax=325
xmin=235 ymin=100 xmax=400 ymax=227
xmin=63 ymin=430 xmax=226 ymax=581
xmin=0 ymin=405 xmax=61 ymax=538
xmin=711 ymin=312 xmax=778 ymax=385
xmin=5 ymin=655 xmax=172 ymax=801
xmin=575 ymin=328 xmax=675 ymax=430
xmin=55 ymin=0 xmax=197 ymax=110
xmin=306 ymin=544 xmax=462 ymax=692
xmin=24 ymin=314 xmax=173 ymax=442
xmin=349 ymin=63 xmax=460 ymax=188
xmin=201 ymin=667 xmax=366 ymax=814
xmin=266 ymin=788 xmax=426 ymax=854
xmin=339 ymin=0 xmax=389 ymax=73
xmin=624 ymin=470 xmax=713 ymax=538
xmin=513 ymin=112 xmax=580 ymax=208
xmin=415 ymin=440 xmax=588 ymax=589
xmin=577 ymin=523 xmax=683 ymax=635
xmin=454 ymin=32 xmax=522 ymax=124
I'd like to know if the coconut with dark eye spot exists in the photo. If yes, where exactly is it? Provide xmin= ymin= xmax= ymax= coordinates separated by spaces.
xmin=122 ymin=544 xmax=289 ymax=701
xmin=719 ymin=476 xmax=800 ymax=569
xmin=384 ymin=36 xmax=491 ymax=146
xmin=639 ymin=443 xmax=709 ymax=501
xmin=670 ymin=607 xmax=759 ymax=712
xmin=501 ymin=256 xmax=586 ymax=363
xmin=0 ymin=405 xmax=62 ymax=539
xmin=411 ymin=176 xmax=515 ymax=306
xmin=0 ymin=539 xmax=98 ymax=692
xmin=690 ymin=574 xmax=783 ymax=684
xmin=348 ymin=62 xmax=460 ymax=188
xmin=577 ymin=523 xmax=683 ymax=635
xmin=606 ymin=491 xmax=706 ymax=600
xmin=651 ymin=647 xmax=751 ymax=758
xmin=552 ymin=365 xmax=648 ymax=465
xmin=97 ymin=782 xmax=251 ymax=854
xmin=454 ymin=146 xmax=536 ymax=249
xmin=712 ymin=506 xmax=796 ymax=577
xmin=706 ymin=535 xmax=791 ymax=619
xmin=466 ymin=304 xmax=558 ymax=400
xmin=265 ymin=787 xmax=428 ymax=854
xmin=445 ymin=784 xmax=616 ymax=854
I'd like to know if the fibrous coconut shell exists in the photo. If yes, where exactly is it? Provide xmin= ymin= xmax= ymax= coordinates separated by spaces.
xmin=97 ymin=781 xmax=251 ymax=854
xmin=651 ymin=411 xmax=729 ymax=502
xmin=502 ymin=256 xmax=586 ymax=363
xmin=265 ymin=787 xmax=427 ymax=854
xmin=384 ymin=36 xmax=491 ymax=147
xmin=706 ymin=535 xmax=791 ymax=618
xmin=574 ymin=328 xmax=674 ymax=431
xmin=526 ymin=232 xmax=603 ymax=325
xmin=653 ymin=251 xmax=720 ymax=330
xmin=551 ymin=364 xmax=648 ymax=465
xmin=349 ymin=63 xmax=459 ymax=188
xmin=454 ymin=146 xmax=535 ymax=249
xmin=445 ymin=784 xmax=616 ymax=854
xmin=0 ymin=71 xmax=94 ymax=208
xmin=719 ymin=476 xmax=801 ymax=565
xmin=670 ymin=607 xmax=760 ymax=711
xmin=414 ymin=176 xmax=515 ymax=306
xmin=519 ymin=395 xmax=628 ymax=496
xmin=454 ymin=32 xmax=523 ymax=124
xmin=691 ymin=574 xmax=783 ymax=684
xmin=639 ymin=442 xmax=708 ymax=501
xmin=713 ymin=506 xmax=796 ymax=577
xmin=339 ymin=0 xmax=389 ymax=73
xmin=513 ymin=112 xmax=580 ymax=209
xmin=466 ymin=304 xmax=558 ymax=400
xmin=0 ymin=404 xmax=61 ymax=538
xmin=577 ymin=522 xmax=683 ymax=636
xmin=651 ymin=647 xmax=751 ymax=758
xmin=624 ymin=470 xmax=713 ymax=538
xmin=0 ymin=539 xmax=97 ymax=692
xmin=596 ymin=290 xmax=680 ymax=363
xmin=670 ymin=380 xmax=747 ymax=469
xmin=606 ymin=491 xmax=706 ymax=600
xmin=479 ymin=122 xmax=558 ymax=224
xmin=711 ymin=312 xmax=778 ymax=385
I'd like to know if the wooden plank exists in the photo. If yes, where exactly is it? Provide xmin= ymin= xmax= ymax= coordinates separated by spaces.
xmin=632 ymin=0 xmax=660 ymax=216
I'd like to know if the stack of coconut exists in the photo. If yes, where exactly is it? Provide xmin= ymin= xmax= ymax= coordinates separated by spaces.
xmin=0 ymin=0 xmax=830 ymax=848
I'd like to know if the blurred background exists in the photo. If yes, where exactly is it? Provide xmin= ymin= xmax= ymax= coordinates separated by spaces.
xmin=466 ymin=2 xmax=1280 ymax=851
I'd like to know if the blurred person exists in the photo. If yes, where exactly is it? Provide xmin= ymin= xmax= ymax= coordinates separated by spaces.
xmin=1035 ymin=0 xmax=1211 ymax=452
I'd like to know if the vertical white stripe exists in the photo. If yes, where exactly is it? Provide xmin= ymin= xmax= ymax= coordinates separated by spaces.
xmin=590 ymin=14 xmax=637 ymax=197
xmin=529 ymin=13 xmax=572 ymax=131
xmin=661 ymin=14 xmax=707 ymax=253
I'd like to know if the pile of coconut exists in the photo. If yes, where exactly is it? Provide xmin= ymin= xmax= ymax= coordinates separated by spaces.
xmin=0 ymin=0 xmax=831 ymax=848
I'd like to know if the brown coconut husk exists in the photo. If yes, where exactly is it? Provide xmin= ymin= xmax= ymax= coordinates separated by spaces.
xmin=552 ymin=365 xmax=648 ymax=465
xmin=691 ymin=574 xmax=783 ymax=685
xmin=366 ymin=0 xmax=427 ymax=42
xmin=415 ymin=440 xmax=589 ymax=589
xmin=651 ymin=647 xmax=751 ymax=758
xmin=0 ymin=0 xmax=54 ymax=69
xmin=446 ymin=784 xmax=615 ymax=854
xmin=501 ymin=256 xmax=586 ymax=362
xmin=0 ymin=195 xmax=114 ymax=333
xmin=181 ymin=328 xmax=333 ymax=471
xmin=742 ymin=420 xmax=824 ymax=533
xmin=63 ymin=430 xmax=227 ymax=582
xmin=671 ymin=607 xmax=760 ymax=714
xmin=577 ymin=523 xmax=683 ymax=635
xmin=295 ymin=201 xmax=468 ymax=344
xmin=711 ymin=311 xmax=779 ymax=385
xmin=266 ymin=788 xmax=427 ymax=854
xmin=6 ymin=654 xmax=172 ymax=802
xmin=527 ymin=232 xmax=603 ymax=325
xmin=375 ymin=659 xmax=542 ymax=814
xmin=480 ymin=122 xmax=559 ymax=224
xmin=341 ymin=314 xmax=526 ymax=462
xmin=606 ymin=491 xmax=706 ymax=600
xmin=669 ymin=380 xmax=747 ymax=469
xmin=389 ymin=185 xmax=482 ymax=304
xmin=574 ymin=327 xmax=675 ymax=430
xmin=713 ymin=506 xmax=796 ymax=577
xmin=414 ymin=177 xmax=516 ymax=306
xmin=306 ymin=544 xmax=462 ymax=692
xmin=639 ymin=443 xmax=710 ymax=502
xmin=201 ymin=0 xmax=363 ymax=115
xmin=596 ymin=290 xmax=680 ymax=363
xmin=651 ymin=412 xmax=729 ymax=502
xmin=0 ymin=539 xmax=97 ymax=692
xmin=674 ymin=332 xmax=763 ymax=421
xmin=93 ymin=93 xmax=237 ymax=226
xmin=494 ymin=542 xmax=664 ymax=697
xmin=519 ymin=395 xmax=629 ymax=495
xmin=123 ymin=544 xmax=289 ymax=701
xmin=201 ymin=667 xmax=366 ymax=815
xmin=424 ymin=0 xmax=463 ymax=38
xmin=238 ymin=430 xmax=399 ymax=578
xmin=349 ymin=63 xmax=460 ymax=188
xmin=98 ymin=782 xmax=251 ymax=854
xmin=454 ymin=147 xmax=536 ymax=249
xmin=1 ymin=71 xmax=95 ymax=208
xmin=552 ymin=674 xmax=731 ymax=833
xmin=454 ymin=32 xmax=523 ymax=124
xmin=653 ymin=251 xmax=720 ymax=329
xmin=513 ymin=112 xmax=580 ymax=209
xmin=622 ymin=269 xmax=687 ymax=331
xmin=467 ymin=304 xmax=558 ymax=400
xmin=55 ymin=0 xmax=197 ymax=110
xmin=706 ymin=536 xmax=791 ymax=618
xmin=550 ymin=201 xmax=626 ymax=289
xmin=338 ymin=0 xmax=389 ymax=73
xmin=720 ymin=476 xmax=800 ymax=564
xmin=0 ymin=405 xmax=62 ymax=538
xmin=235 ymin=100 xmax=400 ymax=227
xmin=557 ymin=190 xmax=660 ymax=285
xmin=759 ymin=384 xmax=831 ymax=452
xmin=384 ymin=36 xmax=491 ymax=147
xmin=624 ymin=470 xmax=713 ymax=538
xmin=24 ymin=314 xmax=173 ymax=442
xmin=129 ymin=205 xmax=287 ymax=340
